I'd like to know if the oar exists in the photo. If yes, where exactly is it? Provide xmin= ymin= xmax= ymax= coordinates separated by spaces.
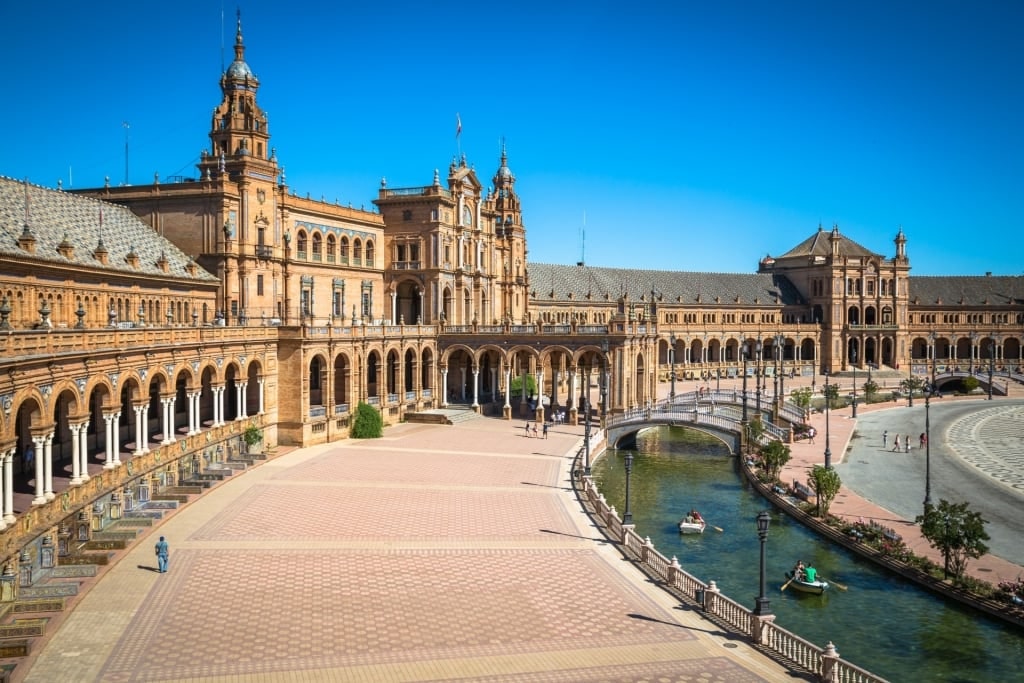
xmin=781 ymin=576 xmax=795 ymax=592
xmin=710 ymin=524 xmax=724 ymax=532
xmin=829 ymin=579 xmax=849 ymax=592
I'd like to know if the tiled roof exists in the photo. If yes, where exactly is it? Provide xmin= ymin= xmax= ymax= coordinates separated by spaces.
xmin=909 ymin=275 xmax=1024 ymax=306
xmin=776 ymin=225 xmax=880 ymax=260
xmin=0 ymin=176 xmax=217 ymax=281
xmin=527 ymin=263 xmax=803 ymax=306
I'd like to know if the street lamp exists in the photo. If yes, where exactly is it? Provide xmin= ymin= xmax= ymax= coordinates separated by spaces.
xmin=824 ymin=370 xmax=832 ymax=469
xmin=775 ymin=333 xmax=785 ymax=414
xmin=988 ymin=335 xmax=995 ymax=400
xmin=583 ymin=397 xmax=592 ymax=476
xmin=623 ymin=452 xmax=634 ymax=526
xmin=929 ymin=332 xmax=937 ymax=389
xmin=741 ymin=344 xmax=749 ymax=424
xmin=851 ymin=348 xmax=858 ymax=418
xmin=755 ymin=340 xmax=763 ymax=415
xmin=669 ymin=333 xmax=676 ymax=401
xmin=923 ymin=386 xmax=932 ymax=514
xmin=600 ymin=339 xmax=609 ymax=427
xmin=754 ymin=510 xmax=772 ymax=616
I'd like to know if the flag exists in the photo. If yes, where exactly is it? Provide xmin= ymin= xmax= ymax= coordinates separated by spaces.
xmin=456 ymin=113 xmax=462 ymax=138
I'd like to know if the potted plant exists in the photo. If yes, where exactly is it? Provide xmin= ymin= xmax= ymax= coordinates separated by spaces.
xmin=242 ymin=425 xmax=263 ymax=454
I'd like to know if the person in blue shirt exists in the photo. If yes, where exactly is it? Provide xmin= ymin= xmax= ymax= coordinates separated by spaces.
xmin=155 ymin=536 xmax=169 ymax=573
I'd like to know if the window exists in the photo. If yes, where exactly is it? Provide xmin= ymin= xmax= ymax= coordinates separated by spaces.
xmin=340 ymin=237 xmax=349 ymax=264
xmin=365 ymin=240 xmax=374 ymax=267
xmin=353 ymin=239 xmax=362 ymax=265
xmin=297 ymin=231 xmax=308 ymax=259
xmin=403 ymin=210 xmax=412 ymax=221
xmin=312 ymin=233 xmax=322 ymax=261
xmin=257 ymin=274 xmax=264 ymax=296
xmin=327 ymin=235 xmax=336 ymax=263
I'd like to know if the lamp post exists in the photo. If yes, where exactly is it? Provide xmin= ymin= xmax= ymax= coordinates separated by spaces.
xmin=754 ymin=510 xmax=772 ymax=616
xmin=923 ymin=387 xmax=932 ymax=514
xmin=669 ymin=333 xmax=676 ymax=401
xmin=929 ymin=332 xmax=937 ymax=389
xmin=741 ymin=345 xmax=749 ymax=424
xmin=775 ymin=333 xmax=785 ymax=414
xmin=622 ymin=452 xmax=634 ymax=526
xmin=583 ymin=398 xmax=592 ymax=476
xmin=851 ymin=348 xmax=858 ymax=418
xmin=988 ymin=335 xmax=995 ymax=400
xmin=755 ymin=341 xmax=763 ymax=416
xmin=824 ymin=370 xmax=832 ymax=470
xmin=600 ymin=341 xmax=609 ymax=428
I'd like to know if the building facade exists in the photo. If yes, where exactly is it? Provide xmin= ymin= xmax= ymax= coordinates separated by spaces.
xmin=0 ymin=14 xmax=1021 ymax=628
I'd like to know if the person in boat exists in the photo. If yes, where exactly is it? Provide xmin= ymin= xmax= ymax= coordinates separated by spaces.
xmin=689 ymin=509 xmax=702 ymax=522
xmin=804 ymin=564 xmax=818 ymax=583
xmin=793 ymin=560 xmax=806 ymax=581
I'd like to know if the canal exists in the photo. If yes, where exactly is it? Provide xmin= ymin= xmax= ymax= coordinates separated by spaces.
xmin=593 ymin=426 xmax=1024 ymax=682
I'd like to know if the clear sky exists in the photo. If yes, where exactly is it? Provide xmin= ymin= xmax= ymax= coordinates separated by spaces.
xmin=2 ymin=1 xmax=1021 ymax=276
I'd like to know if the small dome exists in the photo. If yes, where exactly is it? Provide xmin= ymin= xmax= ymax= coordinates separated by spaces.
xmin=226 ymin=59 xmax=257 ymax=82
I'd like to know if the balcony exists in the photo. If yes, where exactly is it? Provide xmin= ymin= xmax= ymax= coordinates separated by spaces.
xmin=254 ymin=245 xmax=273 ymax=259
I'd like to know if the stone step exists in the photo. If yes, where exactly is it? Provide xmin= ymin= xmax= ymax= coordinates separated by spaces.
xmin=12 ymin=598 xmax=65 ymax=614
xmin=58 ymin=553 xmax=111 ymax=567
xmin=47 ymin=565 xmax=97 ymax=579
xmin=114 ymin=516 xmax=156 ymax=526
xmin=149 ymin=495 xmax=187 ymax=505
xmin=82 ymin=539 xmax=127 ymax=552
xmin=0 ymin=619 xmax=47 ymax=640
xmin=19 ymin=583 xmax=78 ymax=599
xmin=93 ymin=531 xmax=139 ymax=543
xmin=164 ymin=486 xmax=204 ymax=496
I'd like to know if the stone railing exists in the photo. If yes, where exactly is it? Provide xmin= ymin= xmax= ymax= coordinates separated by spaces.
xmin=575 ymin=456 xmax=888 ymax=683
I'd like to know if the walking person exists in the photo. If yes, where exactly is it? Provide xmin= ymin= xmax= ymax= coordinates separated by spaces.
xmin=905 ymin=438 xmax=911 ymax=453
xmin=883 ymin=430 xmax=888 ymax=449
xmin=532 ymin=423 xmax=538 ymax=438
xmin=542 ymin=422 xmax=549 ymax=439
xmin=892 ymin=434 xmax=900 ymax=452
xmin=524 ymin=421 xmax=531 ymax=438
xmin=155 ymin=536 xmax=169 ymax=573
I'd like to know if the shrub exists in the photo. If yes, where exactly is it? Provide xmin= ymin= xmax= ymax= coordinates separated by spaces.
xmin=351 ymin=402 xmax=383 ymax=439
xmin=243 ymin=425 xmax=263 ymax=450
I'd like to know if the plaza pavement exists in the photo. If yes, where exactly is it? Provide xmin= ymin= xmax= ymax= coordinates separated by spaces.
xmin=19 ymin=411 xmax=802 ymax=683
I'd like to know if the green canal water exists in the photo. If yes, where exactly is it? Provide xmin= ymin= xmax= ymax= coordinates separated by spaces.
xmin=593 ymin=426 xmax=1024 ymax=683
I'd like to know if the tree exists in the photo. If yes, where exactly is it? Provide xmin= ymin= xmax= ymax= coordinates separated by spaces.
xmin=862 ymin=379 xmax=879 ymax=402
xmin=242 ymin=425 xmax=263 ymax=453
xmin=823 ymin=382 xmax=840 ymax=410
xmin=962 ymin=375 xmax=980 ymax=395
xmin=900 ymin=376 xmax=926 ymax=406
xmin=807 ymin=465 xmax=841 ymax=517
xmin=915 ymin=499 xmax=990 ymax=580
xmin=745 ymin=416 xmax=764 ymax=454
xmin=351 ymin=401 xmax=383 ymax=439
xmin=759 ymin=439 xmax=791 ymax=482
xmin=790 ymin=387 xmax=812 ymax=415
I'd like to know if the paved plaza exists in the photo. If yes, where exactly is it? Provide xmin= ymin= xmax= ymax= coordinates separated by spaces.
xmin=21 ymin=415 xmax=799 ymax=683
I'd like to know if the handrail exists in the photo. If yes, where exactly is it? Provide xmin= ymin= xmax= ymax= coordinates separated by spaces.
xmin=572 ymin=450 xmax=889 ymax=683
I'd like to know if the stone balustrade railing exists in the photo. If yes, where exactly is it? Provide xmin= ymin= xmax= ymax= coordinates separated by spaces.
xmin=575 ymin=456 xmax=888 ymax=683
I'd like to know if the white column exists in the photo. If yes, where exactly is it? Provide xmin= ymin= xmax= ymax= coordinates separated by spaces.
xmin=236 ymin=382 xmax=247 ymax=419
xmin=258 ymin=378 xmax=265 ymax=414
xmin=78 ymin=423 xmax=90 ymax=483
xmin=472 ymin=367 xmax=479 ymax=407
xmin=217 ymin=387 xmax=226 ymax=426
xmin=43 ymin=432 xmax=55 ymax=500
xmin=391 ymin=291 xmax=397 ymax=324
xmin=569 ymin=370 xmax=577 ymax=411
xmin=192 ymin=392 xmax=201 ymax=433
xmin=441 ymin=369 xmax=449 ymax=407
xmin=504 ymin=367 xmax=511 ymax=408
xmin=141 ymin=405 xmax=150 ymax=453
xmin=2 ymin=449 xmax=13 ymax=525
xmin=164 ymin=397 xmax=176 ymax=443
xmin=133 ymin=406 xmax=145 ymax=455
xmin=32 ymin=435 xmax=47 ymax=505
xmin=103 ymin=413 xmax=114 ymax=467
xmin=70 ymin=423 xmax=83 ymax=485
xmin=112 ymin=412 xmax=122 ymax=465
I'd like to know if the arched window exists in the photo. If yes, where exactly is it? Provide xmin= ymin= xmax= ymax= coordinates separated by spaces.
xmin=353 ymin=238 xmax=363 ymax=265
xmin=365 ymin=240 xmax=375 ymax=267
xmin=296 ymin=230 xmax=308 ymax=259
xmin=312 ymin=233 xmax=322 ymax=261
xmin=340 ymin=236 xmax=350 ymax=264
xmin=326 ymin=234 xmax=336 ymax=263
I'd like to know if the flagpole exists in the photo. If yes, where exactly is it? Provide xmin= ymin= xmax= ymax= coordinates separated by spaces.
xmin=456 ymin=113 xmax=462 ymax=160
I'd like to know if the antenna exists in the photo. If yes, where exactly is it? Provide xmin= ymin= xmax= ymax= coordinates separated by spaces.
xmin=220 ymin=4 xmax=225 ymax=73
xmin=122 ymin=121 xmax=130 ymax=186
xmin=577 ymin=211 xmax=586 ymax=266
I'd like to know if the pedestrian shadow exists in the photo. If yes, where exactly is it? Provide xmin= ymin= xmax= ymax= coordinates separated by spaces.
xmin=137 ymin=564 xmax=161 ymax=573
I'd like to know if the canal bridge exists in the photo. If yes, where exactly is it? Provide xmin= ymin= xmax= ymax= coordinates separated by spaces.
xmin=605 ymin=389 xmax=803 ymax=453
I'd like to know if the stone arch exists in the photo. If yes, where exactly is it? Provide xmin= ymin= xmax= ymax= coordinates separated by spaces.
xmin=245 ymin=359 xmax=263 ymax=416
xmin=395 ymin=278 xmax=423 ymax=325
xmin=13 ymin=395 xmax=46 ymax=478
xmin=308 ymin=354 xmax=327 ymax=410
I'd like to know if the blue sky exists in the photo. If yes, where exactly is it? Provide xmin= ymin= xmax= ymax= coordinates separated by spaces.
xmin=2 ymin=1 xmax=1021 ymax=275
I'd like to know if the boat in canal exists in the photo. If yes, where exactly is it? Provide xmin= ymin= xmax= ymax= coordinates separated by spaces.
xmin=785 ymin=570 xmax=829 ymax=595
xmin=678 ymin=509 xmax=707 ymax=534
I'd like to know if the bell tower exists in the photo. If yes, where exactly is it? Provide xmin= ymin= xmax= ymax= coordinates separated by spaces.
xmin=199 ymin=10 xmax=275 ymax=179
xmin=490 ymin=143 xmax=529 ymax=322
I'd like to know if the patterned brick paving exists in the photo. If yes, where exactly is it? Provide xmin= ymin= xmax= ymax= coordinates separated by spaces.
xmin=22 ymin=417 xmax=796 ymax=683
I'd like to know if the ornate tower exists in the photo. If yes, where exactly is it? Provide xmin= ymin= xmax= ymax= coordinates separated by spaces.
xmin=489 ymin=145 xmax=529 ymax=323
xmin=198 ymin=11 xmax=275 ymax=180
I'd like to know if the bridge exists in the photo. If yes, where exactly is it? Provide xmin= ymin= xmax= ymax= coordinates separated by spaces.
xmin=605 ymin=389 xmax=801 ymax=453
